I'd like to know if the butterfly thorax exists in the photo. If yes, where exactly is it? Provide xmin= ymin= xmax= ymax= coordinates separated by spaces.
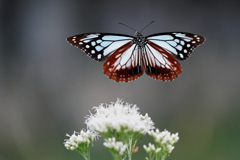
xmin=133 ymin=32 xmax=147 ymax=49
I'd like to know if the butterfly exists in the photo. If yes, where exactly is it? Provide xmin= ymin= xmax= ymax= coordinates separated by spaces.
xmin=67 ymin=22 xmax=205 ymax=82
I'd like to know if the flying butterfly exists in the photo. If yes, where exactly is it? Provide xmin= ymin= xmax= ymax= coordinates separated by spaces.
xmin=67 ymin=22 xmax=205 ymax=82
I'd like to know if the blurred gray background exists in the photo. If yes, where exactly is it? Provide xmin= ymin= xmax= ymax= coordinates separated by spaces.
xmin=1 ymin=0 xmax=240 ymax=160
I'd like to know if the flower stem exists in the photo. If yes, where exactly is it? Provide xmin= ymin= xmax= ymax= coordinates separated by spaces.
xmin=111 ymin=153 xmax=122 ymax=160
xmin=78 ymin=149 xmax=90 ymax=160
xmin=160 ymin=154 xmax=167 ymax=160
xmin=127 ymin=137 xmax=133 ymax=160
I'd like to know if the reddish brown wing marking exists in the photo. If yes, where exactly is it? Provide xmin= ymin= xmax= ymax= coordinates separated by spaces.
xmin=143 ymin=41 xmax=182 ymax=81
xmin=103 ymin=41 xmax=143 ymax=82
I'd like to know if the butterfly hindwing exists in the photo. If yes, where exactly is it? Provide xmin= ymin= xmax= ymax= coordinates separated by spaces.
xmin=67 ymin=33 xmax=133 ymax=61
xmin=146 ymin=32 xmax=205 ymax=61
xmin=143 ymin=41 xmax=182 ymax=81
xmin=103 ymin=41 xmax=144 ymax=82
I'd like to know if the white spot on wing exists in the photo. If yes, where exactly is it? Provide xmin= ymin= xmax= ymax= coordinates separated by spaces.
xmin=126 ymin=60 xmax=131 ymax=67
xmin=147 ymin=45 xmax=165 ymax=65
xmin=150 ymin=35 xmax=174 ymax=40
xmin=97 ymin=54 xmax=102 ymax=59
xmin=176 ymin=45 xmax=183 ymax=51
xmin=95 ymin=46 xmax=103 ymax=51
xmin=84 ymin=40 xmax=90 ymax=43
xmin=168 ymin=41 xmax=177 ymax=46
xmin=101 ymin=41 xmax=112 ymax=47
xmin=175 ymin=33 xmax=186 ymax=38
xmin=102 ymin=35 xmax=131 ymax=41
xmin=119 ymin=45 xmax=135 ymax=66
xmin=174 ymin=39 xmax=180 ymax=43
xmin=184 ymin=39 xmax=191 ymax=42
xmin=81 ymin=34 xmax=99 ymax=40
xmin=88 ymin=34 xmax=99 ymax=38
xmin=115 ymin=54 xmax=121 ymax=58
xmin=91 ymin=41 xmax=96 ymax=46
xmin=180 ymin=53 xmax=183 ymax=58
xmin=115 ymin=65 xmax=121 ymax=70
xmin=103 ymin=40 xmax=131 ymax=56
xmin=114 ymin=58 xmax=121 ymax=67
xmin=96 ymin=40 xmax=102 ymax=44
xmin=150 ymin=40 xmax=177 ymax=55
xmin=156 ymin=60 xmax=160 ymax=66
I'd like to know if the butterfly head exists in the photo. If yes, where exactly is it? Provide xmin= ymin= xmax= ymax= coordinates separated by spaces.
xmin=133 ymin=32 xmax=147 ymax=48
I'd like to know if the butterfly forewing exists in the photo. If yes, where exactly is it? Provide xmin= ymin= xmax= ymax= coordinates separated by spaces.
xmin=146 ymin=32 xmax=205 ymax=61
xmin=67 ymin=33 xmax=133 ymax=61
xmin=103 ymin=41 xmax=144 ymax=82
xmin=143 ymin=41 xmax=182 ymax=81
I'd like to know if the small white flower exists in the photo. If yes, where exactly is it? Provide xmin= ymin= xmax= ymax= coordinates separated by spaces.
xmin=155 ymin=148 xmax=161 ymax=153
xmin=103 ymin=137 xmax=127 ymax=155
xmin=148 ymin=129 xmax=179 ymax=154
xmin=172 ymin=133 xmax=179 ymax=142
xmin=85 ymin=99 xmax=154 ymax=135
xmin=143 ymin=143 xmax=161 ymax=153
xmin=149 ymin=143 xmax=155 ymax=150
xmin=166 ymin=145 xmax=174 ymax=153
xmin=64 ymin=130 xmax=97 ymax=150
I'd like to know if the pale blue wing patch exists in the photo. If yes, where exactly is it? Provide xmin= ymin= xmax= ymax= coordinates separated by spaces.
xmin=67 ymin=33 xmax=133 ymax=61
xmin=147 ymin=32 xmax=205 ymax=60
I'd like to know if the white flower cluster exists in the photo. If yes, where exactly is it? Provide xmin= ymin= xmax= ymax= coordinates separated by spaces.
xmin=148 ymin=129 xmax=179 ymax=154
xmin=103 ymin=137 xmax=127 ymax=155
xmin=143 ymin=143 xmax=161 ymax=153
xmin=85 ymin=99 xmax=154 ymax=135
xmin=64 ymin=130 xmax=97 ymax=150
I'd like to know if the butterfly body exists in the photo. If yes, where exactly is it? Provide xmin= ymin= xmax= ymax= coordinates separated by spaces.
xmin=133 ymin=32 xmax=147 ymax=49
xmin=67 ymin=31 xmax=205 ymax=82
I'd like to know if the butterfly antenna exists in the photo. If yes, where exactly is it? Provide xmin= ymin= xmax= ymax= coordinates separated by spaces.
xmin=140 ymin=21 xmax=154 ymax=33
xmin=118 ymin=23 xmax=138 ymax=32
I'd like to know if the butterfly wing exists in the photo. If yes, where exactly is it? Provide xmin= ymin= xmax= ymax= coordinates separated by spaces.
xmin=143 ymin=32 xmax=205 ymax=81
xmin=103 ymin=42 xmax=144 ymax=82
xmin=67 ymin=33 xmax=133 ymax=61
xmin=143 ymin=42 xmax=182 ymax=81
xmin=146 ymin=32 xmax=205 ymax=60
